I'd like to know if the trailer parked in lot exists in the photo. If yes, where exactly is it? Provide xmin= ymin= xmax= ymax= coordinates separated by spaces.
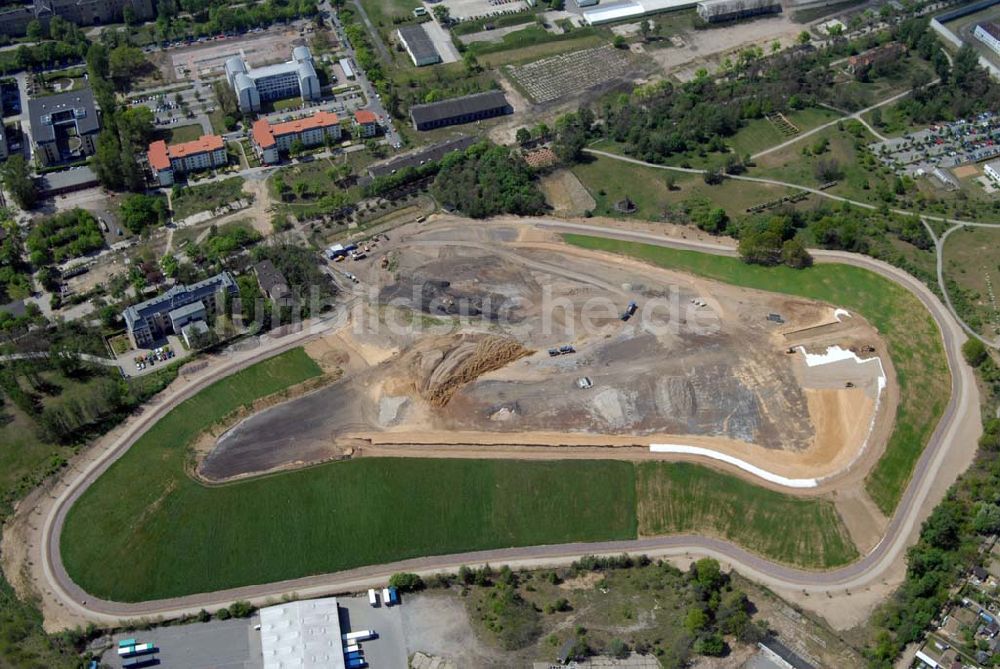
xmin=344 ymin=644 xmax=361 ymax=653
xmin=121 ymin=643 xmax=156 ymax=658
xmin=387 ymin=586 xmax=400 ymax=605
xmin=368 ymin=588 xmax=379 ymax=607
xmin=342 ymin=630 xmax=376 ymax=642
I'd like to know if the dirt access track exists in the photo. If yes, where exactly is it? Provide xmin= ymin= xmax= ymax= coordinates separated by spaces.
xmin=200 ymin=220 xmax=895 ymax=496
xmin=7 ymin=217 xmax=978 ymax=633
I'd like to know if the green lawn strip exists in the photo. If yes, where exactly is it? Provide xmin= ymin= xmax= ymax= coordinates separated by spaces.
xmin=61 ymin=348 xmax=637 ymax=601
xmin=562 ymin=234 xmax=949 ymax=514
xmin=637 ymin=463 xmax=858 ymax=568
xmin=156 ymin=123 xmax=205 ymax=145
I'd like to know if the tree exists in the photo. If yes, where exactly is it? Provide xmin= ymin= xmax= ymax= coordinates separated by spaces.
xmin=228 ymin=601 xmax=255 ymax=617
xmin=684 ymin=607 xmax=709 ymax=634
xmin=693 ymin=633 xmax=725 ymax=656
xmin=108 ymin=44 xmax=149 ymax=89
xmin=612 ymin=35 xmax=627 ymax=49
xmin=608 ymin=638 xmax=629 ymax=659
xmin=1 ymin=155 xmax=37 ymax=210
xmin=515 ymin=127 xmax=531 ymax=145
xmin=693 ymin=558 xmax=723 ymax=591
xmin=388 ymin=572 xmax=425 ymax=592
xmin=797 ymin=30 xmax=811 ymax=44
xmin=738 ymin=229 xmax=783 ymax=266
xmin=665 ymin=174 xmax=677 ymax=191
xmin=781 ymin=238 xmax=813 ymax=268
xmin=962 ymin=339 xmax=988 ymax=367
xmin=26 ymin=20 xmax=44 ymax=41
xmin=639 ymin=20 xmax=652 ymax=42
xmin=123 ymin=6 xmax=138 ymax=25
xmin=119 ymin=194 xmax=168 ymax=234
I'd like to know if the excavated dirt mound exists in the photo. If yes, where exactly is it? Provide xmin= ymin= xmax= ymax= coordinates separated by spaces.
xmin=406 ymin=335 xmax=532 ymax=407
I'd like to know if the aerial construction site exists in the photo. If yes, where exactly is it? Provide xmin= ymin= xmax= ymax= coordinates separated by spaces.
xmin=197 ymin=220 xmax=896 ymax=526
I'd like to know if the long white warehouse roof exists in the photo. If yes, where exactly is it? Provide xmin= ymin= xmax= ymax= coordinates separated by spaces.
xmin=259 ymin=598 xmax=346 ymax=669
xmin=583 ymin=0 xmax=697 ymax=24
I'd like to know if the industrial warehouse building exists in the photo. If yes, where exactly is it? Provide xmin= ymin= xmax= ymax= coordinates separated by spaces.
xmin=696 ymin=0 xmax=781 ymax=23
xmin=123 ymin=272 xmax=237 ymax=347
xmin=225 ymin=46 xmax=321 ymax=113
xmin=259 ymin=598 xmax=346 ymax=669
xmin=410 ymin=91 xmax=511 ymax=131
xmin=974 ymin=22 xmax=1000 ymax=57
xmin=147 ymin=134 xmax=227 ymax=186
xmin=27 ymin=87 xmax=101 ymax=166
xmin=397 ymin=24 xmax=441 ymax=67
xmin=582 ymin=0 xmax=697 ymax=25
xmin=251 ymin=111 xmax=342 ymax=164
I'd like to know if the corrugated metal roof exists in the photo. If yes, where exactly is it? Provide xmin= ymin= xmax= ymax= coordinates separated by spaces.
xmin=410 ymin=91 xmax=510 ymax=126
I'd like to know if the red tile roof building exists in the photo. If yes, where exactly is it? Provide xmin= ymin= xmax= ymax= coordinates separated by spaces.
xmin=147 ymin=135 xmax=227 ymax=186
xmin=353 ymin=109 xmax=379 ymax=137
xmin=250 ymin=111 xmax=342 ymax=164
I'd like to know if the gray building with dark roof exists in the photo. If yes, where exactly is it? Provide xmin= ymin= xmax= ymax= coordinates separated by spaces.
xmin=27 ymin=87 xmax=101 ymax=166
xmin=409 ymin=91 xmax=512 ymax=131
xmin=123 ymin=272 xmax=237 ymax=347
xmin=397 ymin=24 xmax=441 ymax=67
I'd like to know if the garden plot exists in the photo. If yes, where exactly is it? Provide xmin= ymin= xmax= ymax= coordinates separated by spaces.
xmin=505 ymin=44 xmax=633 ymax=104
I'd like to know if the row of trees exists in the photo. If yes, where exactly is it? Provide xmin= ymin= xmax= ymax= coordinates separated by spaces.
xmin=25 ymin=209 xmax=103 ymax=265
xmin=152 ymin=0 xmax=318 ymax=43
xmin=87 ymin=42 xmax=156 ymax=192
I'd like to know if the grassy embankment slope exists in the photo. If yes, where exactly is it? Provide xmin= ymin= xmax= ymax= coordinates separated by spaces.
xmin=564 ymin=235 xmax=950 ymax=515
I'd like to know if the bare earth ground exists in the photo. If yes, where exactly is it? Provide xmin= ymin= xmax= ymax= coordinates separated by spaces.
xmin=646 ymin=15 xmax=804 ymax=81
xmin=1 ymin=215 xmax=980 ymax=637
xmin=539 ymin=169 xmax=597 ymax=216
xmin=198 ymin=221 xmax=893 ymax=502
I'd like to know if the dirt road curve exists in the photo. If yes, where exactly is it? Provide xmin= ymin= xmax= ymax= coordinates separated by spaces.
xmin=28 ymin=219 xmax=980 ymax=629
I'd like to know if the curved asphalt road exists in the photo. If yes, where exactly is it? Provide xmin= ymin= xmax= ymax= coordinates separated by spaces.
xmin=34 ymin=219 xmax=979 ymax=625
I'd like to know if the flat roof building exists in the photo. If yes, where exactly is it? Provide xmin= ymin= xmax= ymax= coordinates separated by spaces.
xmin=147 ymin=135 xmax=227 ymax=186
xmin=397 ymin=24 xmax=442 ymax=67
xmin=27 ymin=87 xmax=100 ymax=167
xmin=985 ymin=159 xmax=1000 ymax=184
xmin=123 ymin=272 xmax=237 ymax=347
xmin=251 ymin=111 xmax=341 ymax=165
xmin=410 ymin=90 xmax=512 ymax=131
xmin=259 ymin=598 xmax=346 ymax=669
xmin=974 ymin=22 xmax=1000 ymax=57
xmin=225 ymin=46 xmax=321 ymax=114
xmin=696 ymin=0 xmax=781 ymax=23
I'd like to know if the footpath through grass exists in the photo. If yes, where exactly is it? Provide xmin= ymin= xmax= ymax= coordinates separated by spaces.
xmin=564 ymin=234 xmax=950 ymax=515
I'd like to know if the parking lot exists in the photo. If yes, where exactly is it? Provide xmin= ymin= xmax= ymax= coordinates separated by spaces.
xmin=438 ymin=0 xmax=529 ymax=21
xmin=102 ymin=618 xmax=264 ymax=669
xmin=870 ymin=111 xmax=1000 ymax=176
xmin=338 ymin=595 xmax=409 ymax=668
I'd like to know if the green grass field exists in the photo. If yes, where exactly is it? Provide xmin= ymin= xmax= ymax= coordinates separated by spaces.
xmin=638 ymin=463 xmax=857 ymax=568
xmin=171 ymin=177 xmax=245 ymax=221
xmin=563 ymin=235 xmax=950 ymax=514
xmin=727 ymin=108 xmax=841 ymax=158
xmin=942 ymin=226 xmax=1000 ymax=339
xmin=61 ymin=349 xmax=639 ymax=601
xmin=571 ymin=154 xmax=798 ymax=220
xmin=155 ymin=123 xmax=205 ymax=145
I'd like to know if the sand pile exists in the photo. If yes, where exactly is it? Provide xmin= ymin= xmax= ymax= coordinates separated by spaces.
xmin=410 ymin=334 xmax=531 ymax=407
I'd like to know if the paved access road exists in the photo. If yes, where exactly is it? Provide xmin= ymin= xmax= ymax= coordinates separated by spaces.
xmin=30 ymin=219 xmax=979 ymax=626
